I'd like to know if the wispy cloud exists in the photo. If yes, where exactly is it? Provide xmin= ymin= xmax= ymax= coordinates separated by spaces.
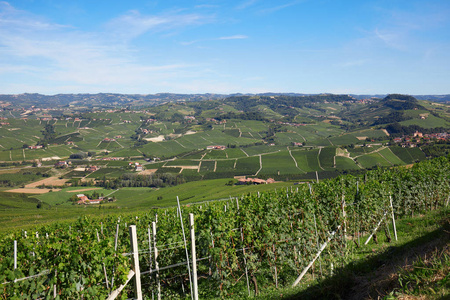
xmin=373 ymin=28 xmax=405 ymax=50
xmin=106 ymin=10 xmax=214 ymax=40
xmin=0 ymin=2 xmax=205 ymax=93
xmin=181 ymin=34 xmax=248 ymax=45
xmin=218 ymin=35 xmax=248 ymax=40
xmin=258 ymin=0 xmax=304 ymax=14
xmin=334 ymin=59 xmax=369 ymax=68
xmin=236 ymin=0 xmax=258 ymax=10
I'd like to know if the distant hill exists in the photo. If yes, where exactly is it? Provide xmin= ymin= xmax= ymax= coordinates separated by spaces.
xmin=0 ymin=92 xmax=448 ymax=109
xmin=0 ymin=93 xmax=228 ymax=108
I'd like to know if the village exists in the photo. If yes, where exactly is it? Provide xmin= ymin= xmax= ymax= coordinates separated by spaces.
xmin=392 ymin=131 xmax=449 ymax=148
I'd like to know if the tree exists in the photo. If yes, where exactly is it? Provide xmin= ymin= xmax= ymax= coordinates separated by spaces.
xmin=41 ymin=124 xmax=56 ymax=142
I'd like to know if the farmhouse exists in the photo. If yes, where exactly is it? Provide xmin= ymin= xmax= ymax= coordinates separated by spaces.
xmin=54 ymin=161 xmax=69 ymax=168
xmin=76 ymin=194 xmax=103 ymax=205
xmin=206 ymin=145 xmax=226 ymax=150
xmin=77 ymin=194 xmax=89 ymax=202
xmin=28 ymin=145 xmax=43 ymax=149
xmin=86 ymin=165 xmax=99 ymax=172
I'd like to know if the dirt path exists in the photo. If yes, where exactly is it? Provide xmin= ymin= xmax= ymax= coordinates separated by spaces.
xmin=317 ymin=147 xmax=325 ymax=170
xmin=354 ymin=146 xmax=387 ymax=159
xmin=254 ymin=155 xmax=262 ymax=176
xmin=25 ymin=177 xmax=68 ymax=188
xmin=240 ymin=148 xmax=249 ymax=157
xmin=6 ymin=188 xmax=61 ymax=194
xmin=288 ymin=147 xmax=305 ymax=173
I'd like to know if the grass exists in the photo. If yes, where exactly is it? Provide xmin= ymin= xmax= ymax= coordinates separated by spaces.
xmin=35 ymin=187 xmax=111 ymax=206
xmin=400 ymin=114 xmax=450 ymax=128
xmin=253 ymin=207 xmax=450 ymax=300
xmin=0 ymin=192 xmax=48 ymax=210
xmin=0 ymin=179 xmax=295 ymax=233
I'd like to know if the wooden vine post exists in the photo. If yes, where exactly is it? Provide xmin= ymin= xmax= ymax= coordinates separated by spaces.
xmin=292 ymin=225 xmax=341 ymax=287
xmin=152 ymin=221 xmax=161 ymax=300
xmin=177 ymin=196 xmax=194 ymax=300
xmin=129 ymin=225 xmax=142 ymax=300
xmin=189 ymin=213 xmax=199 ymax=300
xmin=364 ymin=211 xmax=388 ymax=245
xmin=389 ymin=194 xmax=398 ymax=241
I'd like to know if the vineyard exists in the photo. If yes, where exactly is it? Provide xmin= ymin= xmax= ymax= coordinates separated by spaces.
xmin=0 ymin=156 xmax=449 ymax=299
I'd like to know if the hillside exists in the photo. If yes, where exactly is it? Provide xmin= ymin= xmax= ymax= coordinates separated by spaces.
xmin=0 ymin=94 xmax=448 ymax=188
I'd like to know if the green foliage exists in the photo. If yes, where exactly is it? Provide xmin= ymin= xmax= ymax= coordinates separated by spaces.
xmin=0 ymin=156 xmax=448 ymax=298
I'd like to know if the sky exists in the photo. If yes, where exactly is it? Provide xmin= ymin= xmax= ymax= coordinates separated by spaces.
xmin=0 ymin=0 xmax=449 ymax=95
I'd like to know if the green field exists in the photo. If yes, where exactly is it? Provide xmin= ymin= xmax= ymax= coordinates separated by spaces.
xmin=36 ymin=187 xmax=112 ymax=206
xmin=335 ymin=156 xmax=360 ymax=170
xmin=356 ymin=152 xmax=392 ymax=168
xmin=234 ymin=156 xmax=260 ymax=175
xmin=318 ymin=146 xmax=336 ymax=169
xmin=259 ymin=151 xmax=301 ymax=175
xmin=390 ymin=146 xmax=426 ymax=164
xmin=377 ymin=147 xmax=405 ymax=166
xmin=291 ymin=149 xmax=321 ymax=172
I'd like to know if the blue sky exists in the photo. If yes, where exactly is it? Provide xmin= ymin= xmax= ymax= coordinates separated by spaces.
xmin=0 ymin=0 xmax=449 ymax=95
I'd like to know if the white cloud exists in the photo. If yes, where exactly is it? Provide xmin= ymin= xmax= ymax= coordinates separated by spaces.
xmin=334 ymin=59 xmax=369 ymax=68
xmin=0 ymin=2 xmax=216 ymax=93
xmin=181 ymin=34 xmax=248 ymax=45
xmin=106 ymin=10 xmax=214 ymax=40
xmin=218 ymin=35 xmax=248 ymax=40
xmin=236 ymin=0 xmax=258 ymax=10
xmin=258 ymin=0 xmax=304 ymax=15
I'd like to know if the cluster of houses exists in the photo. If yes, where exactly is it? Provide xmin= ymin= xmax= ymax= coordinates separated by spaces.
xmin=103 ymin=138 xmax=116 ymax=142
xmin=276 ymin=121 xmax=308 ymax=127
xmin=75 ymin=194 xmax=117 ymax=205
xmin=28 ymin=145 xmax=44 ymax=149
xmin=393 ymin=131 xmax=449 ymax=148
xmin=140 ymin=128 xmax=153 ymax=134
xmin=206 ymin=145 xmax=227 ymax=150
xmin=142 ymin=118 xmax=156 ymax=124
xmin=54 ymin=160 xmax=71 ymax=168
xmin=205 ymin=118 xmax=227 ymax=124
xmin=85 ymin=165 xmax=99 ymax=172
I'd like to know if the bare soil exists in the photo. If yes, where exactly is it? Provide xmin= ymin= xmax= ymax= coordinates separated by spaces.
xmin=25 ymin=176 xmax=68 ymax=188
xmin=5 ymin=188 xmax=61 ymax=194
